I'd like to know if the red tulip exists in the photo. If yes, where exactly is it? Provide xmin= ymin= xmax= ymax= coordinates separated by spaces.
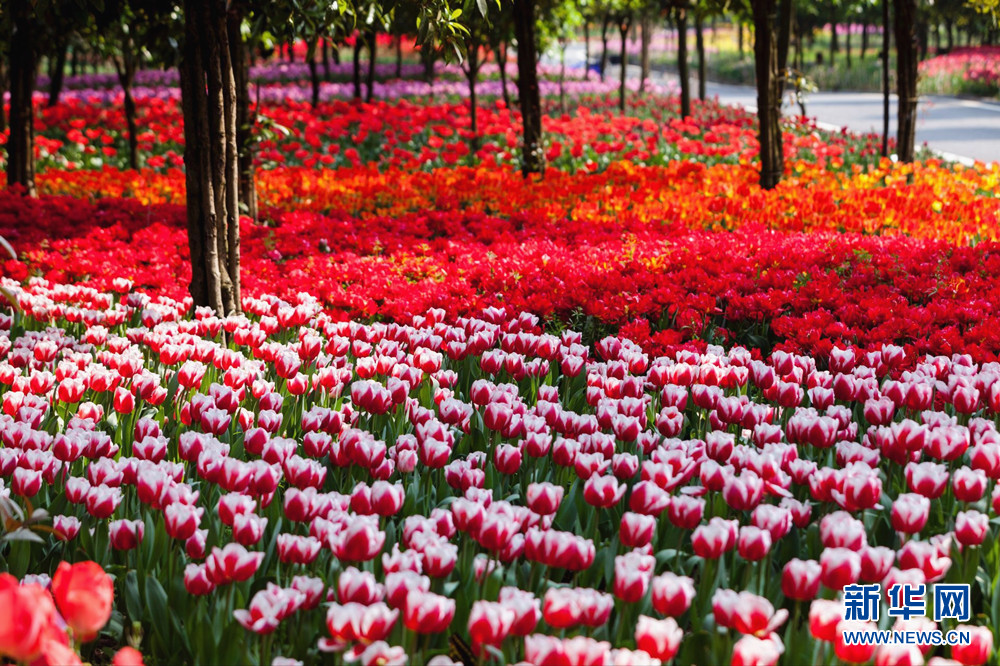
xmin=634 ymin=615 xmax=682 ymax=662
xmin=651 ymin=572 xmax=695 ymax=618
xmin=809 ymin=600 xmax=845 ymax=642
xmin=782 ymin=558 xmax=821 ymax=601
xmin=835 ymin=620 xmax=877 ymax=664
xmin=732 ymin=634 xmax=784 ymax=666
xmin=206 ymin=543 xmax=264 ymax=585
xmin=620 ymin=512 xmax=656 ymax=548
xmin=51 ymin=560 xmax=114 ymax=642
xmin=951 ymin=625 xmax=993 ymax=666
xmin=892 ymin=493 xmax=931 ymax=534
xmin=738 ymin=526 xmax=772 ymax=562
xmin=468 ymin=601 xmax=515 ymax=650
xmin=110 ymin=519 xmax=145 ymax=550
xmin=955 ymin=510 xmax=989 ymax=546
xmin=403 ymin=590 xmax=454 ymax=634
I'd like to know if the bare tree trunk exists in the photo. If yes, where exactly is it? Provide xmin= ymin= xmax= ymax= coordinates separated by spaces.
xmin=489 ymin=29 xmax=511 ymax=108
xmin=753 ymin=0 xmax=783 ymax=189
xmin=513 ymin=0 xmax=544 ymax=176
xmin=946 ymin=20 xmax=954 ymax=51
xmin=307 ymin=39 xmax=321 ymax=108
xmin=696 ymin=12 xmax=706 ymax=101
xmin=180 ymin=0 xmax=241 ymax=315
xmin=420 ymin=45 xmax=436 ymax=84
xmin=464 ymin=32 xmax=481 ymax=153
xmin=7 ymin=0 xmax=36 ymax=195
xmin=738 ymin=21 xmax=744 ymax=59
xmin=584 ymin=20 xmax=591 ymax=74
xmin=894 ymin=0 xmax=918 ymax=162
xmin=322 ymin=38 xmax=331 ymax=81
xmin=618 ymin=14 xmax=632 ymax=113
xmin=846 ymin=22 xmax=852 ymax=68
xmin=113 ymin=42 xmax=139 ymax=171
xmin=0 ymin=51 xmax=8 ymax=132
xmin=639 ymin=13 xmax=651 ymax=94
xmin=676 ymin=6 xmax=690 ymax=117
xmin=228 ymin=2 xmax=256 ymax=222
xmin=830 ymin=21 xmax=838 ymax=67
xmin=882 ymin=0 xmax=891 ymax=157
xmin=861 ymin=20 xmax=869 ymax=59
xmin=559 ymin=38 xmax=566 ymax=112
xmin=47 ymin=41 xmax=68 ymax=108
xmin=600 ymin=13 xmax=611 ymax=82
xmin=366 ymin=28 xmax=376 ymax=103
xmin=395 ymin=34 xmax=403 ymax=77
xmin=352 ymin=36 xmax=363 ymax=99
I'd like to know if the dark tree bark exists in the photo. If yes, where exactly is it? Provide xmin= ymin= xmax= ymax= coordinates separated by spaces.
xmin=559 ymin=38 xmax=566 ymax=112
xmin=307 ymin=39 xmax=321 ymax=108
xmin=180 ymin=0 xmax=241 ymax=315
xmin=600 ymin=13 xmax=611 ymax=82
xmin=946 ymin=20 xmax=954 ymax=51
xmin=676 ymin=5 xmax=690 ymax=117
xmin=113 ymin=35 xmax=139 ymax=171
xmin=513 ymin=0 xmax=544 ymax=176
xmin=738 ymin=21 xmax=744 ymax=59
xmin=7 ymin=0 xmax=37 ymax=195
xmin=464 ymin=30 xmax=482 ymax=152
xmin=366 ymin=28 xmax=377 ymax=103
xmin=882 ymin=0 xmax=891 ymax=157
xmin=47 ymin=41 xmax=68 ymax=108
xmin=894 ymin=0 xmax=918 ymax=162
xmin=583 ymin=20 xmax=591 ymax=73
xmin=0 ymin=52 xmax=8 ymax=133
xmin=618 ymin=14 xmax=632 ymax=113
xmin=695 ymin=12 xmax=706 ymax=101
xmin=861 ymin=20 xmax=869 ymax=59
xmin=322 ymin=38 xmax=331 ymax=81
xmin=420 ymin=44 xmax=436 ymax=84
xmin=752 ymin=0 xmax=783 ymax=189
xmin=829 ymin=21 xmax=838 ymax=67
xmin=845 ymin=22 xmax=852 ymax=68
xmin=488 ymin=29 xmax=511 ymax=108
xmin=228 ymin=2 xmax=256 ymax=222
xmin=70 ymin=45 xmax=79 ymax=77
xmin=395 ymin=34 xmax=403 ymax=78
xmin=352 ymin=36 xmax=363 ymax=99
xmin=639 ymin=12 xmax=651 ymax=94
xmin=777 ymin=0 xmax=793 ymax=76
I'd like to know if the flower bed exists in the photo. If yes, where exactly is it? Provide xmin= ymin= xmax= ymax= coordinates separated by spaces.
xmin=919 ymin=47 xmax=1000 ymax=99
xmin=16 ymin=92 xmax=881 ymax=173
xmin=0 ymin=277 xmax=997 ymax=665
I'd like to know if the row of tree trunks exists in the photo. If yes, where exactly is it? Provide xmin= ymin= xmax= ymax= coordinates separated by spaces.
xmin=7 ymin=0 xmax=37 ymax=195
xmin=180 ymin=0 xmax=241 ymax=315
xmin=513 ymin=0 xmax=544 ymax=176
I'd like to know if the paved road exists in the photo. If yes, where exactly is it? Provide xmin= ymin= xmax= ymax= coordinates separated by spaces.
xmin=701 ymin=81 xmax=1000 ymax=166
xmin=549 ymin=44 xmax=1000 ymax=165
